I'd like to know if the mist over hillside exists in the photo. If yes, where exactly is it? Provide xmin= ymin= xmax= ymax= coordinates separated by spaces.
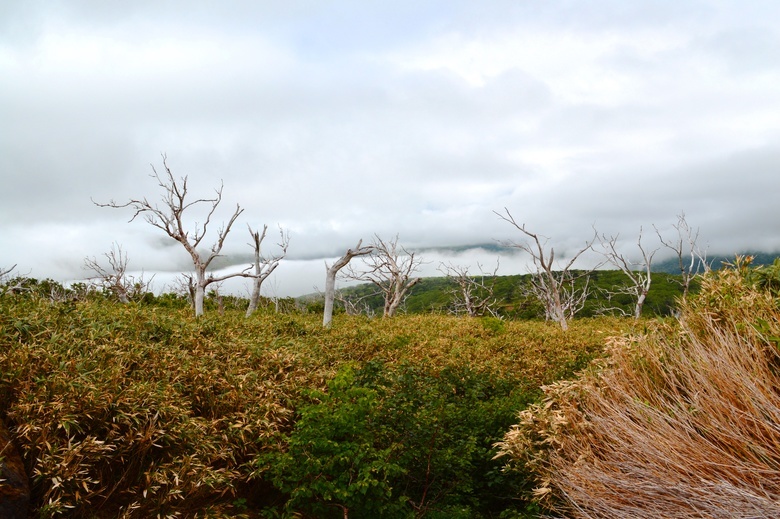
xmin=652 ymin=251 xmax=780 ymax=274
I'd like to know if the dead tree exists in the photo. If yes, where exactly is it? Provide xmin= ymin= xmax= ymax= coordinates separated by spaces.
xmin=496 ymin=208 xmax=598 ymax=331
xmin=245 ymin=224 xmax=290 ymax=317
xmin=439 ymin=261 xmax=500 ymax=317
xmin=173 ymin=273 xmax=198 ymax=310
xmin=94 ymin=155 xmax=252 ymax=316
xmin=522 ymin=269 xmax=591 ymax=324
xmin=346 ymin=235 xmax=424 ymax=318
xmin=208 ymin=282 xmax=225 ymax=315
xmin=596 ymin=227 xmax=658 ymax=319
xmin=83 ymin=243 xmax=152 ymax=303
xmin=0 ymin=265 xmax=15 ymax=280
xmin=323 ymin=239 xmax=373 ymax=327
xmin=334 ymin=289 xmax=379 ymax=319
xmin=0 ymin=265 xmax=21 ymax=296
xmin=655 ymin=212 xmax=709 ymax=300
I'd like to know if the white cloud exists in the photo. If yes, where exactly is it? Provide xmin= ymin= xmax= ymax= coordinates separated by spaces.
xmin=2 ymin=1 xmax=780 ymax=296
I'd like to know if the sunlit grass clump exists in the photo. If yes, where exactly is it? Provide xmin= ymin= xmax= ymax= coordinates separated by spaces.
xmin=497 ymin=260 xmax=780 ymax=518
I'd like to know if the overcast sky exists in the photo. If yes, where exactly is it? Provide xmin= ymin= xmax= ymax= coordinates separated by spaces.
xmin=2 ymin=0 xmax=779 ymax=297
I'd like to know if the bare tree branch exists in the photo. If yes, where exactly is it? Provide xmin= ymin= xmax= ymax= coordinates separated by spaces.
xmin=94 ymin=154 xmax=249 ymax=316
xmin=334 ymin=288 xmax=379 ymax=319
xmin=0 ymin=265 xmax=22 ymax=296
xmin=596 ymin=227 xmax=658 ymax=319
xmin=323 ymin=239 xmax=374 ymax=327
xmin=495 ymin=208 xmax=599 ymax=330
xmin=245 ymin=224 xmax=290 ymax=317
xmin=439 ymin=260 xmax=501 ymax=318
xmin=655 ymin=212 xmax=709 ymax=300
xmin=345 ymin=234 xmax=424 ymax=317
xmin=83 ymin=243 xmax=153 ymax=303
xmin=0 ymin=264 xmax=16 ymax=279
xmin=171 ymin=273 xmax=197 ymax=310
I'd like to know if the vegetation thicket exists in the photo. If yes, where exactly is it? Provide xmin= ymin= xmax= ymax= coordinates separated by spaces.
xmin=0 ymin=287 xmax=630 ymax=518
xmin=497 ymin=257 xmax=780 ymax=517
xmin=4 ymin=257 xmax=779 ymax=517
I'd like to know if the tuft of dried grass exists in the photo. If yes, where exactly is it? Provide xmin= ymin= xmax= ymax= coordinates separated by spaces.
xmin=497 ymin=265 xmax=780 ymax=518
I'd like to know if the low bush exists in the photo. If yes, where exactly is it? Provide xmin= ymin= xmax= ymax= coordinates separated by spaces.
xmin=260 ymin=360 xmax=536 ymax=518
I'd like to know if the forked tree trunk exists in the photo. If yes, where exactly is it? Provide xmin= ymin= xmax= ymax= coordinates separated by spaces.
xmin=245 ymin=225 xmax=289 ymax=318
xmin=384 ymin=277 xmax=421 ymax=317
xmin=323 ymin=240 xmax=373 ymax=327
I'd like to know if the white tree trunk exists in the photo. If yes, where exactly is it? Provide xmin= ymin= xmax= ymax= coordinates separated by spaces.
xmin=323 ymin=267 xmax=338 ymax=327
xmin=246 ymin=281 xmax=262 ymax=317
xmin=116 ymin=290 xmax=130 ymax=304
xmin=194 ymin=269 xmax=207 ymax=317
xmin=635 ymin=289 xmax=648 ymax=319
xmin=245 ymin=225 xmax=289 ymax=318
xmin=323 ymin=240 xmax=373 ymax=327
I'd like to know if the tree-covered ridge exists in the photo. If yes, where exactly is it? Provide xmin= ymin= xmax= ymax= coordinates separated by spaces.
xmin=333 ymin=269 xmax=691 ymax=319
xmin=652 ymin=250 xmax=780 ymax=273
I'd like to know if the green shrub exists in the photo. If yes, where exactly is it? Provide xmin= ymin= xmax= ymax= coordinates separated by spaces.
xmin=261 ymin=360 xmax=537 ymax=517
xmin=259 ymin=364 xmax=409 ymax=518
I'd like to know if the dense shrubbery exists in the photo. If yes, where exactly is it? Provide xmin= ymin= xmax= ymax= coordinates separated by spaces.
xmin=497 ymin=257 xmax=780 ymax=517
xmin=261 ymin=360 xmax=535 ymax=518
xmin=0 ymin=293 xmax=627 ymax=517
xmin=1 ymin=302 xmax=301 ymax=517
xmin=6 ymin=258 xmax=775 ymax=517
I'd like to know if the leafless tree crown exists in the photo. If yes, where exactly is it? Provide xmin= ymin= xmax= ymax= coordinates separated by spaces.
xmin=345 ymin=234 xmax=424 ymax=318
xmin=595 ymin=227 xmax=658 ymax=319
xmin=245 ymin=224 xmax=290 ymax=317
xmin=439 ymin=261 xmax=500 ymax=318
xmin=0 ymin=265 xmax=22 ymax=296
xmin=83 ymin=243 xmax=153 ymax=303
xmin=94 ymin=155 xmax=257 ymax=316
xmin=495 ymin=208 xmax=598 ymax=330
xmin=655 ymin=212 xmax=709 ymax=299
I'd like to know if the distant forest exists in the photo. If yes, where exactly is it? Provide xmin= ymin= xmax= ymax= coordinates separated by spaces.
xmin=328 ymin=252 xmax=780 ymax=319
xmin=652 ymin=251 xmax=780 ymax=274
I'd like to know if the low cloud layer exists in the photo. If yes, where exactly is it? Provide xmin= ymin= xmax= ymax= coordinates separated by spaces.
xmin=2 ymin=1 xmax=779 ymax=296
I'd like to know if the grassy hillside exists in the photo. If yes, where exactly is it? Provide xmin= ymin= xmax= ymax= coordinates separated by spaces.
xmin=0 ymin=293 xmax=635 ymax=518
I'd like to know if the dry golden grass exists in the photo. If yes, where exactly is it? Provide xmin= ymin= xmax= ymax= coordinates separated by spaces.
xmin=497 ymin=265 xmax=780 ymax=518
